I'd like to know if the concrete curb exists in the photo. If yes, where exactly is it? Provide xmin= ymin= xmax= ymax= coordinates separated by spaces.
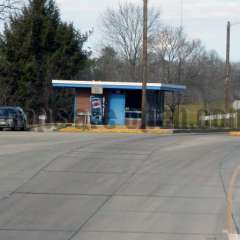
xmin=59 ymin=127 xmax=173 ymax=135
xmin=30 ymin=124 xmax=59 ymax=132
xmin=29 ymin=124 xmax=239 ymax=135
xmin=229 ymin=131 xmax=240 ymax=136
xmin=174 ymin=128 xmax=239 ymax=134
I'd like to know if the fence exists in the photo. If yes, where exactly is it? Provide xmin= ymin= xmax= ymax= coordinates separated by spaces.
xmin=200 ymin=113 xmax=238 ymax=129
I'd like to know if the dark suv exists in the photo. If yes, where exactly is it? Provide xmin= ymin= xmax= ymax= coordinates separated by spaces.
xmin=0 ymin=107 xmax=27 ymax=131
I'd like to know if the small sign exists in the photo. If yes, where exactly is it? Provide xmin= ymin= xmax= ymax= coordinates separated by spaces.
xmin=39 ymin=115 xmax=47 ymax=121
xmin=233 ymin=100 xmax=240 ymax=110
xmin=91 ymin=86 xmax=103 ymax=95
xmin=39 ymin=115 xmax=47 ymax=124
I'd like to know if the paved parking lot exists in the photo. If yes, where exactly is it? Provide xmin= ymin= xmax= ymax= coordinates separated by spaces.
xmin=0 ymin=132 xmax=239 ymax=239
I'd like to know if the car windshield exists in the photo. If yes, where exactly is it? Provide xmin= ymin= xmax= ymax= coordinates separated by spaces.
xmin=0 ymin=109 xmax=16 ymax=117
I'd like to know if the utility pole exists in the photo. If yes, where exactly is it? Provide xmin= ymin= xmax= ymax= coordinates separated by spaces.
xmin=141 ymin=0 xmax=148 ymax=129
xmin=225 ymin=21 xmax=231 ymax=113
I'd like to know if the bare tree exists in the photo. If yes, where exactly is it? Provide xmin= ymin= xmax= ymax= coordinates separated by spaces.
xmin=0 ymin=0 xmax=19 ymax=21
xmin=187 ymin=50 xmax=225 ymax=107
xmin=152 ymin=26 xmax=204 ymax=84
xmin=149 ymin=26 xmax=227 ymax=126
xmin=93 ymin=46 xmax=122 ymax=81
xmin=101 ymin=1 xmax=160 ymax=81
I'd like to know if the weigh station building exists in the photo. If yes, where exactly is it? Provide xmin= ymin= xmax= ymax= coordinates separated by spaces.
xmin=52 ymin=80 xmax=186 ymax=128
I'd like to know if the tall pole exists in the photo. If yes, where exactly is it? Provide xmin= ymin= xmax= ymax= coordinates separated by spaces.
xmin=141 ymin=0 xmax=148 ymax=129
xmin=225 ymin=21 xmax=231 ymax=113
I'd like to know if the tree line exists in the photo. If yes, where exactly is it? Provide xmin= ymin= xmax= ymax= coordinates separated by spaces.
xmin=0 ymin=0 xmax=90 ymax=122
xmin=92 ymin=2 xmax=239 ymax=111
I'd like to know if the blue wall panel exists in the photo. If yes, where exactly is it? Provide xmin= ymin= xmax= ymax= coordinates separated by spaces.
xmin=108 ymin=94 xmax=126 ymax=125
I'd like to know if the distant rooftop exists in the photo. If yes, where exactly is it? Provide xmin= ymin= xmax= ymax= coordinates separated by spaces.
xmin=52 ymin=80 xmax=186 ymax=92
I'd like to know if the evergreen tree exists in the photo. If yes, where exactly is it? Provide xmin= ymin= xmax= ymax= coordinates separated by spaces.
xmin=0 ymin=0 xmax=90 ymax=120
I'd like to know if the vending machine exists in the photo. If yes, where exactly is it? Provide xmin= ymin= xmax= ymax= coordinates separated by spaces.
xmin=90 ymin=96 xmax=104 ymax=125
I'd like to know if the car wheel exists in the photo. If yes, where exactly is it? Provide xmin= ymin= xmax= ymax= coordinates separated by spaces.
xmin=21 ymin=124 xmax=26 ymax=131
xmin=0 ymin=128 xmax=3 ymax=131
xmin=11 ymin=123 xmax=17 ymax=131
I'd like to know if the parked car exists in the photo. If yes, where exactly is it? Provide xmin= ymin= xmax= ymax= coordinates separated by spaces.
xmin=0 ymin=107 xmax=27 ymax=131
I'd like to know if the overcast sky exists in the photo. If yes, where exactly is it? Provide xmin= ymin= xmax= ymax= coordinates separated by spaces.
xmin=55 ymin=0 xmax=240 ymax=62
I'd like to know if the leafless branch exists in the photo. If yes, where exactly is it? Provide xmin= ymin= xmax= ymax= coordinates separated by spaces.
xmin=0 ymin=0 xmax=20 ymax=21
xmin=101 ymin=1 xmax=161 ymax=80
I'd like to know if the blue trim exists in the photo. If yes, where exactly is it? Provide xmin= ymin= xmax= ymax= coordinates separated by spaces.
xmin=53 ymin=83 xmax=186 ymax=92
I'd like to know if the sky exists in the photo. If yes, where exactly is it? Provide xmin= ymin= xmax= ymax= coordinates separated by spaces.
xmin=55 ymin=0 xmax=240 ymax=62
xmin=0 ymin=0 xmax=238 ymax=61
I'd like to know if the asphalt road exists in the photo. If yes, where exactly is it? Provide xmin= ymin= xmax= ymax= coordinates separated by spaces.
xmin=0 ymin=132 xmax=239 ymax=240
